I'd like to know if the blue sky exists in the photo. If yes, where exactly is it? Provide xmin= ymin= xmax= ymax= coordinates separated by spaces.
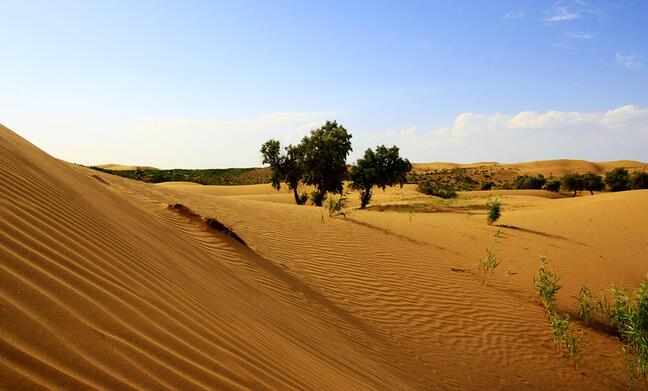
xmin=1 ymin=0 xmax=647 ymax=167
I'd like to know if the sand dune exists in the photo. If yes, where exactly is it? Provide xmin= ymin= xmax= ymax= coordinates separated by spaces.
xmin=414 ymin=159 xmax=647 ymax=175
xmin=2 ymin=123 xmax=647 ymax=389
xmin=96 ymin=164 xmax=159 ymax=171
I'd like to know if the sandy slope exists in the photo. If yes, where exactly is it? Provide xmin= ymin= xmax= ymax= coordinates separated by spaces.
xmin=96 ymin=164 xmax=159 ymax=171
xmin=2 ymin=123 xmax=648 ymax=389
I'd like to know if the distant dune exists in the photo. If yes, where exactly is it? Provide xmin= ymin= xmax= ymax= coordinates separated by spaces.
xmin=2 ymin=123 xmax=647 ymax=389
xmin=96 ymin=163 xmax=160 ymax=170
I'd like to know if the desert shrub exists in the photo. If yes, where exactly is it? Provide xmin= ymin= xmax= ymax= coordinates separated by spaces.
xmin=513 ymin=174 xmax=547 ymax=190
xmin=549 ymin=311 xmax=570 ymax=346
xmin=544 ymin=178 xmax=561 ymax=192
xmin=534 ymin=256 xmax=561 ymax=309
xmin=349 ymin=145 xmax=411 ymax=208
xmin=485 ymin=199 xmax=501 ymax=225
xmin=575 ymin=285 xmax=596 ymax=323
xmin=417 ymin=180 xmax=458 ymax=199
xmin=605 ymin=167 xmax=630 ymax=192
xmin=311 ymin=190 xmax=326 ymax=206
xmin=561 ymin=173 xmax=584 ymax=197
xmin=325 ymin=195 xmax=349 ymax=217
xmin=599 ymin=280 xmax=648 ymax=382
xmin=481 ymin=181 xmax=495 ymax=190
xmin=631 ymin=171 xmax=648 ymax=190
xmin=477 ymin=248 xmax=501 ymax=285
xmin=298 ymin=192 xmax=309 ymax=204
xmin=582 ymin=172 xmax=605 ymax=195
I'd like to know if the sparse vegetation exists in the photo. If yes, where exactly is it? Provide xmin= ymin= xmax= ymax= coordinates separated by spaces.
xmin=417 ymin=180 xmax=458 ymax=199
xmin=477 ymin=248 xmax=501 ymax=285
xmin=534 ymin=256 xmax=561 ymax=309
xmin=90 ymin=166 xmax=267 ymax=185
xmin=349 ymin=145 xmax=412 ymax=208
xmin=325 ymin=195 xmax=350 ymax=218
xmin=485 ymin=199 xmax=501 ymax=225
xmin=575 ymin=285 xmax=596 ymax=323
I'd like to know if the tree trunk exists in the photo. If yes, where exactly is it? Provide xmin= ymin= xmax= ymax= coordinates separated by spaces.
xmin=360 ymin=190 xmax=372 ymax=209
xmin=573 ymin=190 xmax=577 ymax=197
xmin=292 ymin=187 xmax=302 ymax=205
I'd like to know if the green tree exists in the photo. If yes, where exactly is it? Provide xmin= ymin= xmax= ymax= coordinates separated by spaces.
xmin=631 ymin=171 xmax=648 ymax=190
xmin=300 ymin=120 xmax=353 ymax=206
xmin=260 ymin=139 xmax=306 ymax=205
xmin=582 ymin=172 xmax=605 ymax=195
xmin=544 ymin=178 xmax=561 ymax=192
xmin=605 ymin=167 xmax=630 ymax=192
xmin=349 ymin=145 xmax=412 ymax=208
xmin=562 ymin=173 xmax=584 ymax=197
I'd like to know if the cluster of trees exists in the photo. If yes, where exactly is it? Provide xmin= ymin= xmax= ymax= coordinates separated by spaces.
xmin=544 ymin=168 xmax=648 ymax=196
xmin=261 ymin=120 xmax=412 ymax=208
xmin=488 ymin=168 xmax=648 ymax=196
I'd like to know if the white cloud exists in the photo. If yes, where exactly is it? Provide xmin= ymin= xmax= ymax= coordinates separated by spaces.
xmin=616 ymin=52 xmax=643 ymax=70
xmin=546 ymin=1 xmax=600 ymax=22
xmin=504 ymin=10 xmax=526 ymax=20
xmin=547 ymin=5 xmax=579 ymax=21
xmin=367 ymin=105 xmax=648 ymax=163
xmin=566 ymin=32 xmax=593 ymax=40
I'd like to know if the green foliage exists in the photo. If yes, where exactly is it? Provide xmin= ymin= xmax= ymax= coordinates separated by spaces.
xmin=481 ymin=181 xmax=495 ymax=190
xmin=575 ymin=285 xmax=596 ymax=323
xmin=325 ymin=195 xmax=349 ymax=217
xmin=477 ymin=248 xmax=501 ymax=285
xmin=349 ymin=145 xmax=412 ymax=208
xmin=300 ymin=121 xmax=353 ymax=206
xmin=631 ymin=171 xmax=648 ymax=190
xmin=581 ymin=172 xmax=605 ymax=195
xmin=261 ymin=140 xmax=305 ymax=204
xmin=544 ymin=178 xmax=561 ymax=192
xmin=605 ymin=167 xmax=630 ymax=192
xmin=513 ymin=174 xmax=546 ymax=190
xmin=417 ymin=180 xmax=458 ymax=199
xmin=485 ymin=199 xmax=501 ymax=225
xmin=598 ymin=280 xmax=648 ymax=382
xmin=534 ymin=256 xmax=561 ymax=309
xmin=549 ymin=311 xmax=570 ymax=346
xmin=561 ymin=173 xmax=584 ymax=197
xmin=90 ymin=166 xmax=261 ymax=185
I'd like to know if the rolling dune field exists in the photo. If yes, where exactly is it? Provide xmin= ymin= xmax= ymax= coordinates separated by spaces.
xmin=1 ymin=123 xmax=647 ymax=390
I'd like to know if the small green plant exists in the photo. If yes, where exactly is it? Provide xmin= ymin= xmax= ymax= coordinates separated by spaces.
xmin=599 ymin=281 xmax=648 ymax=383
xmin=325 ymin=195 xmax=349 ymax=217
xmin=477 ymin=248 xmax=501 ymax=285
xmin=407 ymin=203 xmax=415 ymax=221
xmin=534 ymin=256 xmax=561 ymax=310
xmin=564 ymin=329 xmax=584 ymax=369
xmin=575 ymin=285 xmax=596 ymax=323
xmin=549 ymin=311 xmax=570 ymax=347
xmin=485 ymin=199 xmax=502 ymax=225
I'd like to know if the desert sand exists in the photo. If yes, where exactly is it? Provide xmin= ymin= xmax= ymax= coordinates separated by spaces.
xmin=1 ymin=123 xmax=647 ymax=390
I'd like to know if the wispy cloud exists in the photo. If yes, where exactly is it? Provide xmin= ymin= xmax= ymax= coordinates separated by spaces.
xmin=504 ymin=10 xmax=526 ymax=20
xmin=616 ymin=52 xmax=643 ymax=70
xmin=547 ymin=5 xmax=579 ymax=21
xmin=565 ymin=32 xmax=593 ymax=40
xmin=546 ymin=1 xmax=601 ymax=22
